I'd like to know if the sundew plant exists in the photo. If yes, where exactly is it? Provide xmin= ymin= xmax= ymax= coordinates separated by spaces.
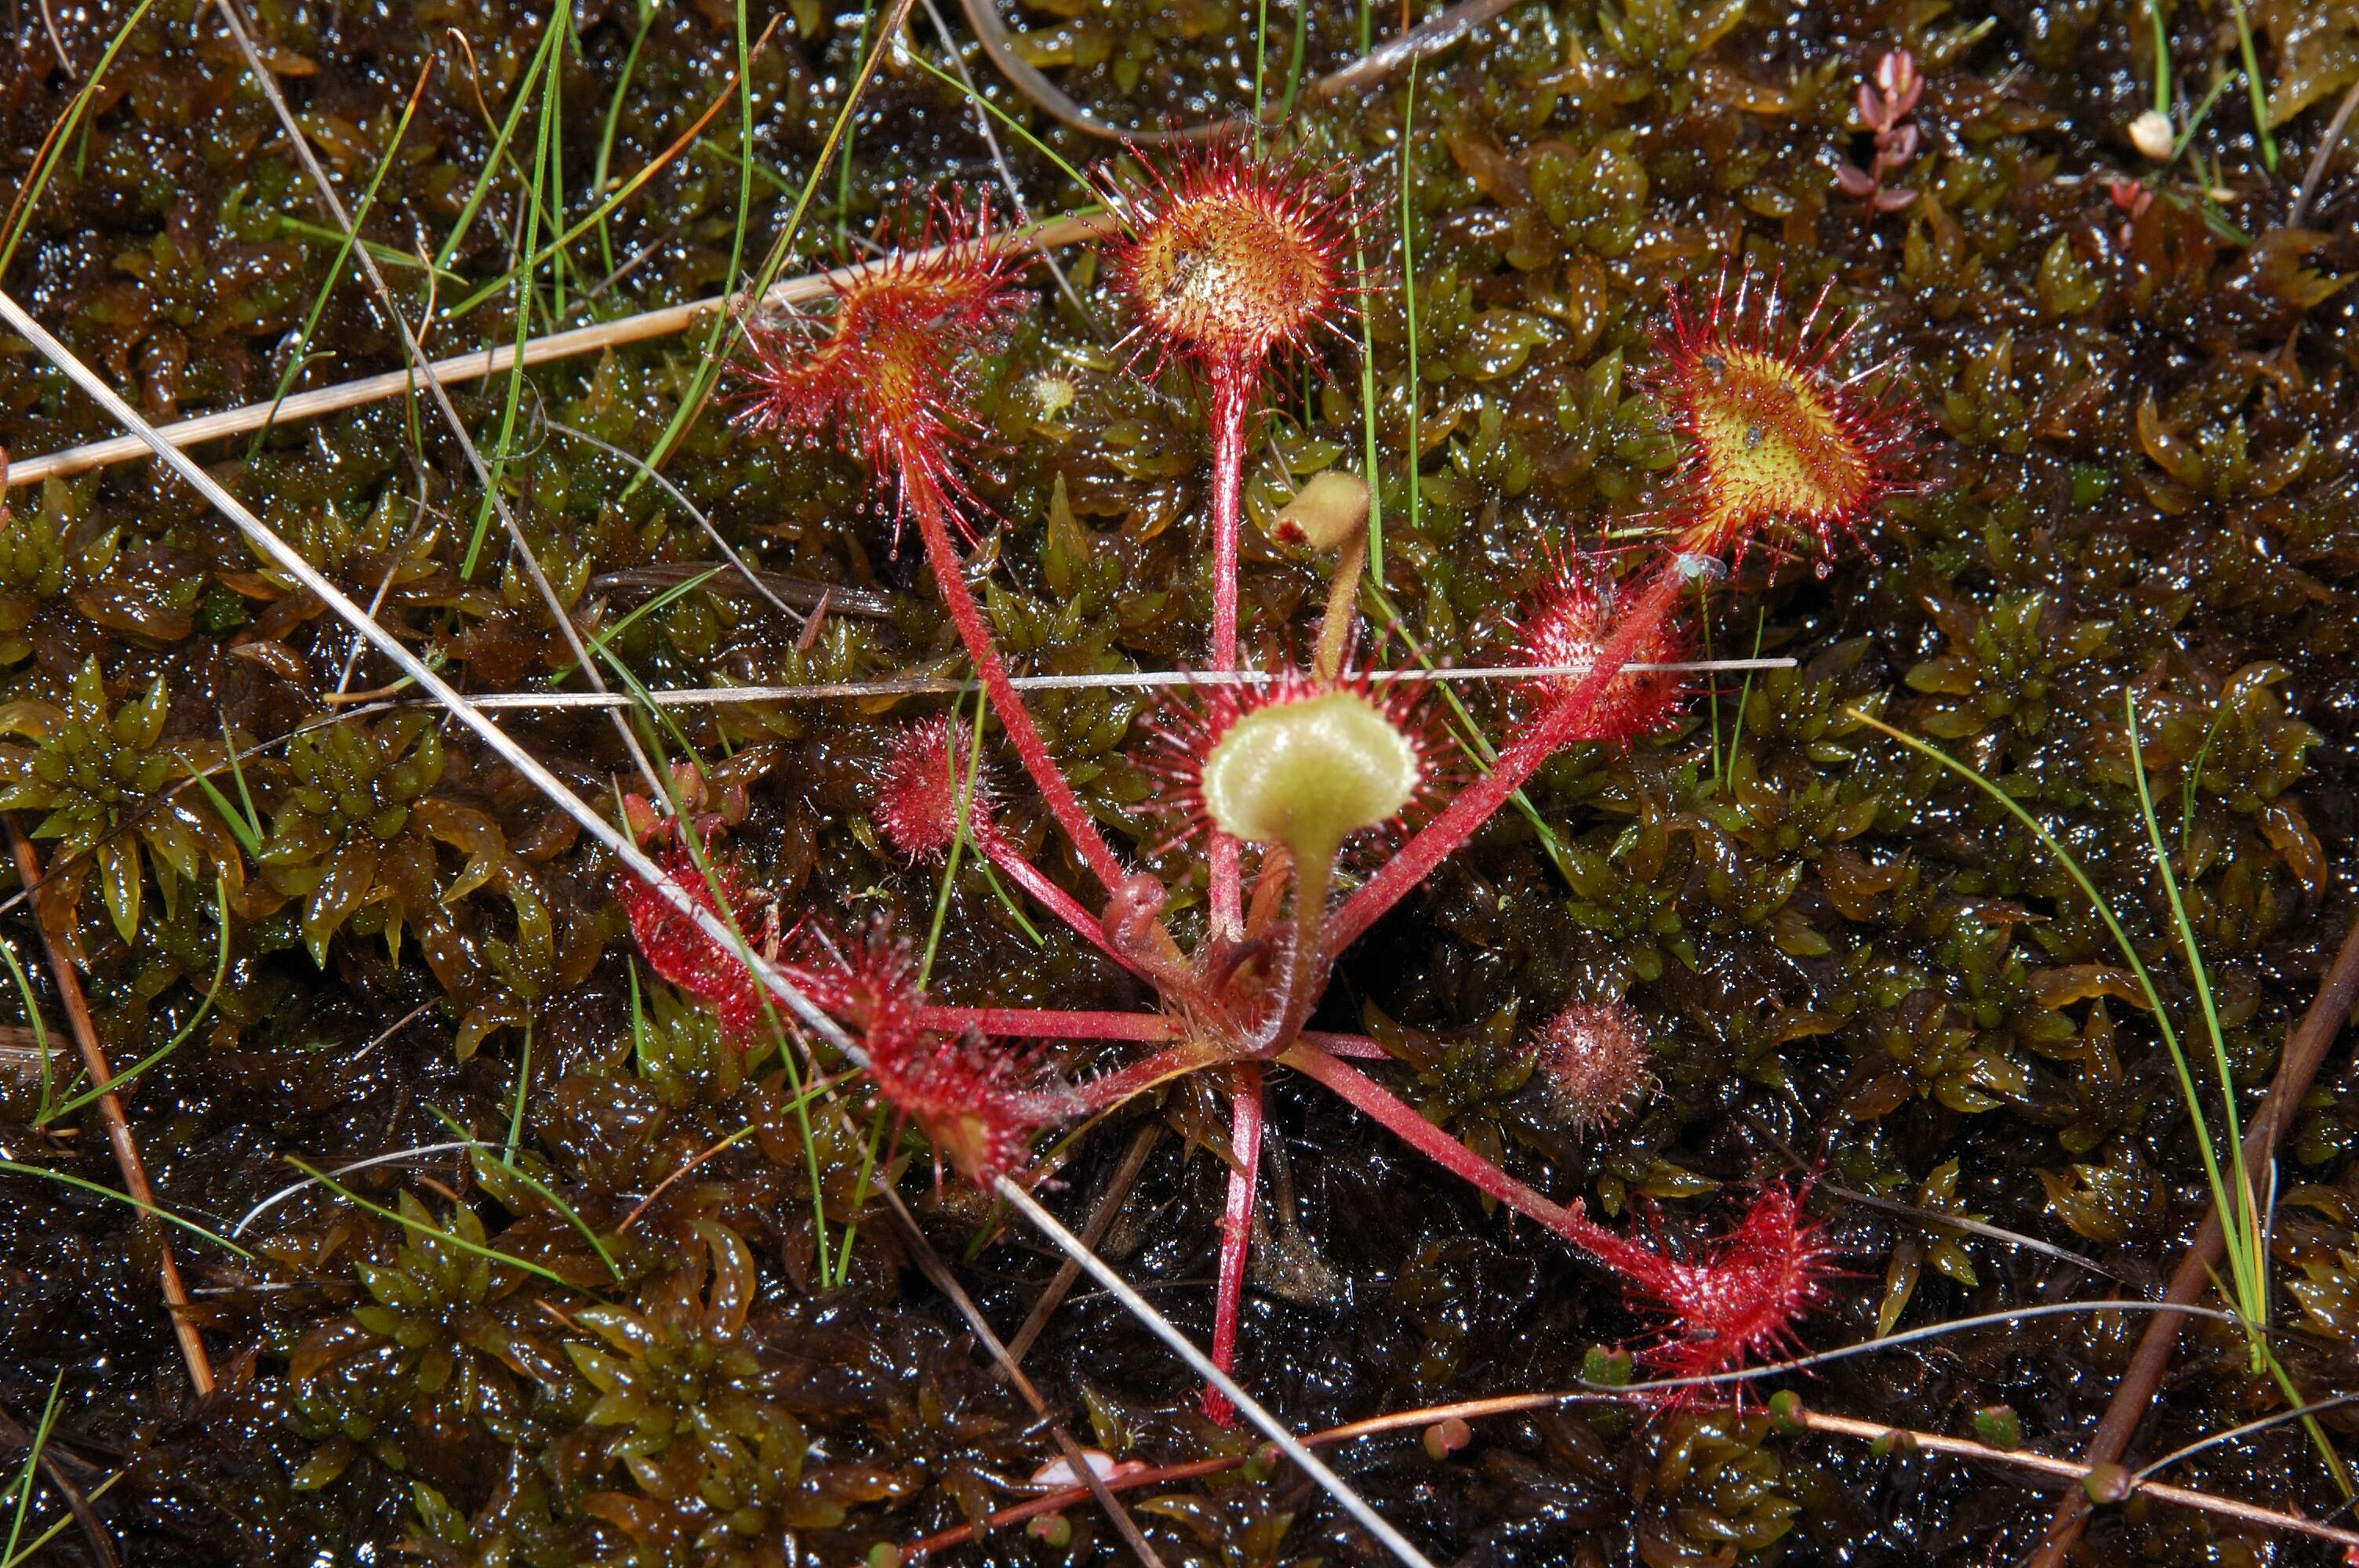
xmin=0 ymin=2 xmax=2357 ymax=1566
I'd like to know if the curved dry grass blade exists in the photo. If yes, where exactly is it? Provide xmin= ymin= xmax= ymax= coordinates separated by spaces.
xmin=2 ymin=212 xmax=1121 ymax=489
xmin=231 ymin=1140 xmax=478 ymax=1238
xmin=992 ymin=1176 xmax=1441 ymax=1568
xmin=0 ymin=287 xmax=872 ymax=1078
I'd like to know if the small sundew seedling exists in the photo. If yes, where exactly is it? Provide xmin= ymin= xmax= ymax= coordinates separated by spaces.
xmin=1527 ymin=1000 xmax=1655 ymax=1132
xmin=873 ymin=714 xmax=992 ymax=863
xmin=1649 ymin=263 xmax=1914 ymax=568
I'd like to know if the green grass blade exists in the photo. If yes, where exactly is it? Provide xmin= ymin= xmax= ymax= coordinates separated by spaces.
xmin=461 ymin=34 xmax=566 ymax=576
xmin=2125 ymin=695 xmax=2263 ymax=1319
xmin=43 ymin=877 xmax=229 ymax=1122
xmin=0 ymin=1158 xmax=253 ymax=1258
xmin=285 ymin=1156 xmax=578 ymax=1287
xmin=503 ymin=1022 xmax=531 ymax=1166
xmin=2229 ymin=0 xmax=2277 ymax=170
xmin=1399 ymin=64 xmax=1423 ymax=547
xmin=0 ymin=1373 xmax=63 ymax=1566
xmin=432 ymin=10 xmax=566 ymax=274
xmin=918 ymin=694 xmax=989 ymax=987
xmin=0 ymin=935 xmax=53 ymax=1122
xmin=1852 ymin=710 xmax=2243 ymax=1274
xmin=548 ymin=567 xmax=722 ymax=683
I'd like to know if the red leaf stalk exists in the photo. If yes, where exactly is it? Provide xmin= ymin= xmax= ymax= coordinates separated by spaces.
xmin=1204 ymin=1062 xmax=1263 ymax=1425
xmin=1325 ymin=561 xmax=1692 ymax=954
xmin=874 ymin=715 xmax=1128 ymax=965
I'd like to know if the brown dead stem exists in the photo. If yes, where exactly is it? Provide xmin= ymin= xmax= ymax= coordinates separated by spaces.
xmin=4 ymin=814 xmax=216 ymax=1399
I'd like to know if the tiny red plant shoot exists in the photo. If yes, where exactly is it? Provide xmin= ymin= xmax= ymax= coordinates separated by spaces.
xmin=625 ymin=159 xmax=1915 ymax=1414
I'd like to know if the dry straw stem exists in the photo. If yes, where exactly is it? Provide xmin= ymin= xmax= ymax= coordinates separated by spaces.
xmin=902 ymin=1387 xmax=2359 ymax=1559
xmin=3 ymin=212 xmax=1120 ymax=490
xmin=993 ymin=1176 xmax=1441 ymax=1568
xmin=2030 ymin=906 xmax=2359 ymax=1567
xmin=874 ymin=1183 xmax=1171 ymax=1568
xmin=2 ymin=815 xmax=215 ymax=1399
xmin=958 ymin=0 xmax=1531 ymax=140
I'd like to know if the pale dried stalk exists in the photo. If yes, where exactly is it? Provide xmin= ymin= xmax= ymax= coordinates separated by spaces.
xmin=3 ymin=212 xmax=1118 ymax=490
xmin=905 ymin=1383 xmax=2359 ymax=1559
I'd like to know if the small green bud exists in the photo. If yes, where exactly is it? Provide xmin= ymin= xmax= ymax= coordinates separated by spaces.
xmin=2083 ymin=1462 xmax=2132 ymax=1504
xmin=1027 ymin=1512 xmax=1073 ymax=1547
xmin=1768 ymin=1390 xmax=1805 ymax=1433
xmin=1972 ymin=1404 xmax=2022 ymax=1451
xmin=1201 ymin=690 xmax=1419 ymax=862
xmin=1270 ymin=471 xmax=1370 ymax=554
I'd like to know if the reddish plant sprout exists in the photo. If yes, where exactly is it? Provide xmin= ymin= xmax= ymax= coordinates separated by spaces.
xmin=1510 ymin=551 xmax=1691 ymax=745
xmin=620 ymin=758 xmax=749 ymax=845
xmin=1836 ymin=49 xmax=1925 ymax=212
xmin=620 ymin=846 xmax=769 ymax=1041
xmin=732 ymin=194 xmax=1028 ymax=532
xmin=874 ymin=714 xmax=996 ymax=862
xmin=1526 ymin=1000 xmax=1655 ymax=1133
xmin=1647 ymin=263 xmax=1914 ymax=570
xmin=2104 ymin=176 xmax=2155 ymax=247
xmin=1618 ymin=1184 xmax=1837 ymax=1385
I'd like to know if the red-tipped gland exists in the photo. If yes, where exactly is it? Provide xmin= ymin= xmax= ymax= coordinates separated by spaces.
xmin=621 ymin=848 xmax=769 ymax=1041
xmin=1627 ymin=1185 xmax=1836 ymax=1385
xmin=1103 ymin=139 xmax=1355 ymax=378
xmin=873 ymin=715 xmax=997 ymax=862
xmin=731 ymin=193 xmax=1030 ymax=521
xmin=1510 ymin=553 xmax=1689 ymax=744
xmin=1647 ymin=263 xmax=1913 ymax=569
xmin=1147 ymin=669 xmax=1434 ymax=867
xmin=794 ymin=924 xmax=1060 ymax=1189
xmin=1526 ymin=1000 xmax=1654 ymax=1132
